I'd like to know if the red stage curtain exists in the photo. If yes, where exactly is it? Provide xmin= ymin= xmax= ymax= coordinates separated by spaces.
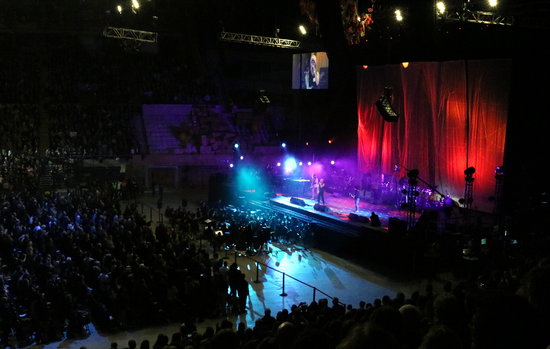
xmin=357 ymin=60 xmax=511 ymax=212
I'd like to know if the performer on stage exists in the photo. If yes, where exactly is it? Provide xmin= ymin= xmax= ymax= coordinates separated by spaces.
xmin=351 ymin=185 xmax=360 ymax=212
xmin=317 ymin=178 xmax=326 ymax=205
xmin=311 ymin=173 xmax=319 ymax=200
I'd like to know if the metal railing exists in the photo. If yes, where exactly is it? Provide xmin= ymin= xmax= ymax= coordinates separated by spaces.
xmin=231 ymin=248 xmax=346 ymax=307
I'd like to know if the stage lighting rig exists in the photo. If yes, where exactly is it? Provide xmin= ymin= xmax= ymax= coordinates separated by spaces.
xmin=103 ymin=26 xmax=158 ymax=43
xmin=219 ymin=31 xmax=302 ymax=49
xmin=436 ymin=1 xmax=514 ymax=26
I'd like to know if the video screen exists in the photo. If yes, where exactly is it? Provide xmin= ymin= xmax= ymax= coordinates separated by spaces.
xmin=292 ymin=52 xmax=329 ymax=89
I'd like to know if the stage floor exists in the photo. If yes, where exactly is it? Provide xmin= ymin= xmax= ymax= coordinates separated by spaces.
xmin=269 ymin=191 xmax=422 ymax=234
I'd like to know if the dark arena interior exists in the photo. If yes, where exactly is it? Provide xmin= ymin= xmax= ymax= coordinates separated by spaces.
xmin=1 ymin=1 xmax=550 ymax=348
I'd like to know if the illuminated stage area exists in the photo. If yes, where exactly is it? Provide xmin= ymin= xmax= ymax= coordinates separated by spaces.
xmin=268 ymin=193 xmax=416 ymax=237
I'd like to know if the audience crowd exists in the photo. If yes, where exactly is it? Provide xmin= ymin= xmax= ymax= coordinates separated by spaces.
xmin=0 ymin=166 xmax=548 ymax=349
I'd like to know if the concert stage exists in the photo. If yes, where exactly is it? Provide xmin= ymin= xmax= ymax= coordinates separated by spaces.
xmin=266 ymin=192 xmax=420 ymax=238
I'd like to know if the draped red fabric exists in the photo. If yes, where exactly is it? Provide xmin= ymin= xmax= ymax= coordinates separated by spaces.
xmin=357 ymin=60 xmax=511 ymax=212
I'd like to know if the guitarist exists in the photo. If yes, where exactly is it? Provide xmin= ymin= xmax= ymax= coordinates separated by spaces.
xmin=351 ymin=185 xmax=360 ymax=212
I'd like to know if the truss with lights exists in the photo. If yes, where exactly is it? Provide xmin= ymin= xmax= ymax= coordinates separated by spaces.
xmin=103 ymin=26 xmax=158 ymax=43
xmin=219 ymin=31 xmax=302 ymax=49
xmin=438 ymin=10 xmax=514 ymax=26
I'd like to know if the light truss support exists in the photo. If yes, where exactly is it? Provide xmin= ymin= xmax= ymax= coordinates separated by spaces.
xmin=219 ymin=31 xmax=301 ymax=49
xmin=103 ymin=26 xmax=158 ymax=43
xmin=438 ymin=10 xmax=514 ymax=26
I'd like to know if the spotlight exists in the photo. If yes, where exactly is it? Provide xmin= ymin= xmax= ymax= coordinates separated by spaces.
xmin=307 ymin=161 xmax=312 ymax=166
xmin=281 ymin=142 xmax=287 ymax=148
xmin=488 ymin=0 xmax=497 ymax=7
xmin=277 ymin=162 xmax=281 ymax=167
xmin=299 ymin=161 xmax=303 ymax=166
xmin=229 ymin=163 xmax=234 ymax=168
xmin=464 ymin=167 xmax=476 ymax=175
xmin=401 ymin=62 xmax=409 ymax=68
xmin=495 ymin=166 xmax=504 ymax=179
xmin=240 ymin=155 xmax=244 ymax=160
xmin=284 ymin=157 xmax=298 ymax=174
xmin=330 ymin=160 xmax=335 ymax=165
xmin=394 ymin=9 xmax=404 ymax=22
xmin=436 ymin=1 xmax=446 ymax=14
xmin=298 ymin=25 xmax=307 ymax=35
xmin=464 ymin=167 xmax=476 ymax=182
xmin=117 ymin=5 xmax=123 ymax=14
xmin=234 ymin=143 xmax=239 ymax=149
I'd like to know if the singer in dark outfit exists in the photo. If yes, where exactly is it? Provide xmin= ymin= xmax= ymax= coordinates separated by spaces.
xmin=317 ymin=178 xmax=326 ymax=205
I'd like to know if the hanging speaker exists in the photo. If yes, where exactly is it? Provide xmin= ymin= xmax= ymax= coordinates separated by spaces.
xmin=376 ymin=87 xmax=399 ymax=122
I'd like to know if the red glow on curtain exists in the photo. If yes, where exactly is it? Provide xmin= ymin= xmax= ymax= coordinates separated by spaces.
xmin=357 ymin=60 xmax=511 ymax=212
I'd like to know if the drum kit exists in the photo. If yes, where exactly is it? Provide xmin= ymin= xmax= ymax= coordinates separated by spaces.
xmin=398 ymin=184 xmax=448 ymax=209
xmin=379 ymin=175 xmax=445 ymax=209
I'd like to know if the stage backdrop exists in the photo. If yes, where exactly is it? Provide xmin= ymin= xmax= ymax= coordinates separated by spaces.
xmin=357 ymin=60 xmax=511 ymax=213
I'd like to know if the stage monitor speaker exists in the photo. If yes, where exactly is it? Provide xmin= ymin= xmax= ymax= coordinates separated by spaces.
xmin=388 ymin=217 xmax=407 ymax=235
xmin=349 ymin=213 xmax=370 ymax=223
xmin=314 ymin=203 xmax=330 ymax=212
xmin=290 ymin=197 xmax=306 ymax=207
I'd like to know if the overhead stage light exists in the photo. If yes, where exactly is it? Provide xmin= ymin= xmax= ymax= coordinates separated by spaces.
xmin=394 ymin=9 xmax=404 ymax=22
xmin=298 ymin=25 xmax=307 ymax=35
xmin=436 ymin=2 xmax=446 ymax=15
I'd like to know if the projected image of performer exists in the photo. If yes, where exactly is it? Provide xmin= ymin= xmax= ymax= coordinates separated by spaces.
xmin=311 ymin=173 xmax=319 ymax=200
xmin=305 ymin=53 xmax=321 ymax=89
xmin=317 ymin=178 xmax=326 ymax=205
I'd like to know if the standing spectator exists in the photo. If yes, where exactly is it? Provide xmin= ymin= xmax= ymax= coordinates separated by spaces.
xmin=237 ymin=273 xmax=249 ymax=314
